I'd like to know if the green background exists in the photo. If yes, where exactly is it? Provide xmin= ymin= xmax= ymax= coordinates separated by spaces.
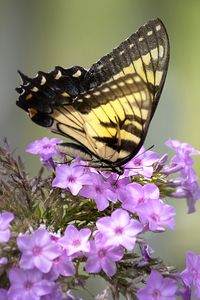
xmin=1 ymin=0 xmax=200 ymax=298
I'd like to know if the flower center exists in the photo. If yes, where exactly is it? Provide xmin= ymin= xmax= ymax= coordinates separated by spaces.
xmin=152 ymin=288 xmax=161 ymax=299
xmin=150 ymin=213 xmax=160 ymax=222
xmin=134 ymin=158 xmax=142 ymax=166
xmin=43 ymin=144 xmax=52 ymax=150
xmin=32 ymin=246 xmax=42 ymax=256
xmin=191 ymin=267 xmax=198 ymax=280
xmin=54 ymin=257 xmax=60 ymax=264
xmin=67 ymin=175 xmax=75 ymax=183
xmin=24 ymin=280 xmax=34 ymax=290
xmin=138 ymin=197 xmax=144 ymax=205
xmin=95 ymin=185 xmax=102 ymax=194
xmin=98 ymin=249 xmax=106 ymax=258
xmin=115 ymin=227 xmax=123 ymax=235
xmin=72 ymin=239 xmax=81 ymax=247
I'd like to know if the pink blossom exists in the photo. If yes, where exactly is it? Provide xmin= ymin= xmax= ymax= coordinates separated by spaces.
xmin=17 ymin=228 xmax=61 ymax=273
xmin=26 ymin=137 xmax=63 ymax=161
xmin=106 ymin=173 xmax=130 ymax=202
xmin=0 ymin=211 xmax=14 ymax=243
xmin=85 ymin=233 xmax=124 ymax=276
xmin=46 ymin=250 xmax=75 ymax=280
xmin=137 ymin=269 xmax=177 ymax=300
xmin=123 ymin=146 xmax=159 ymax=178
xmin=8 ymin=268 xmax=52 ymax=300
xmin=137 ymin=199 xmax=176 ymax=231
xmin=58 ymin=225 xmax=91 ymax=256
xmin=181 ymin=251 xmax=200 ymax=298
xmin=52 ymin=163 xmax=91 ymax=196
xmin=122 ymin=183 xmax=159 ymax=213
xmin=0 ymin=289 xmax=7 ymax=300
xmin=96 ymin=209 xmax=143 ymax=250
xmin=79 ymin=172 xmax=114 ymax=211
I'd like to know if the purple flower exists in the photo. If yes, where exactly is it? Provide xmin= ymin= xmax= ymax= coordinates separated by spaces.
xmin=106 ymin=173 xmax=130 ymax=202
xmin=0 ymin=289 xmax=7 ymax=300
xmin=137 ymin=199 xmax=176 ymax=231
xmin=140 ymin=244 xmax=154 ymax=263
xmin=96 ymin=209 xmax=143 ymax=250
xmin=122 ymin=183 xmax=160 ymax=213
xmin=0 ymin=211 xmax=14 ymax=242
xmin=181 ymin=251 xmax=200 ymax=297
xmin=26 ymin=137 xmax=63 ymax=161
xmin=85 ymin=233 xmax=124 ymax=276
xmin=79 ymin=172 xmax=114 ymax=211
xmin=40 ymin=284 xmax=62 ymax=300
xmin=58 ymin=225 xmax=91 ymax=256
xmin=137 ymin=269 xmax=178 ymax=300
xmin=52 ymin=163 xmax=91 ymax=196
xmin=0 ymin=257 xmax=8 ymax=265
xmin=165 ymin=139 xmax=200 ymax=162
xmin=17 ymin=228 xmax=61 ymax=273
xmin=46 ymin=250 xmax=75 ymax=280
xmin=41 ymin=284 xmax=81 ymax=300
xmin=172 ymin=180 xmax=200 ymax=214
xmin=165 ymin=139 xmax=200 ymax=213
xmin=123 ymin=146 xmax=159 ymax=178
xmin=176 ymin=285 xmax=192 ymax=300
xmin=8 ymin=268 xmax=52 ymax=300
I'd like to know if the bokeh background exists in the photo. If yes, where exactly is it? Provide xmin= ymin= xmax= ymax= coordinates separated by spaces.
xmin=1 ymin=0 xmax=200 ymax=298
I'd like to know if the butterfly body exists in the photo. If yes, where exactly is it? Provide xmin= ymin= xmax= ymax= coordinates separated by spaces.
xmin=16 ymin=18 xmax=169 ymax=172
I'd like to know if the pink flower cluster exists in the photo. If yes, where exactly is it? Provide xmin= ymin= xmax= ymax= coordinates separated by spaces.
xmin=1 ymin=137 xmax=197 ymax=299
xmin=0 ymin=210 xmax=141 ymax=299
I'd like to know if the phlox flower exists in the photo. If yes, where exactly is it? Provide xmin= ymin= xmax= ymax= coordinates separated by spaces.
xmin=123 ymin=146 xmax=159 ymax=178
xmin=165 ymin=139 xmax=200 ymax=166
xmin=0 ymin=257 xmax=8 ymax=265
xmin=0 ymin=289 xmax=7 ymax=300
xmin=26 ymin=137 xmax=63 ymax=161
xmin=106 ymin=173 xmax=130 ymax=202
xmin=172 ymin=179 xmax=200 ymax=214
xmin=96 ymin=208 xmax=143 ymax=250
xmin=181 ymin=251 xmax=200 ymax=298
xmin=46 ymin=250 xmax=75 ymax=280
xmin=79 ymin=172 xmax=115 ymax=211
xmin=41 ymin=283 xmax=81 ymax=300
xmin=0 ymin=211 xmax=14 ymax=243
xmin=176 ymin=285 xmax=192 ymax=300
xmin=85 ymin=233 xmax=124 ymax=277
xmin=121 ymin=183 xmax=159 ymax=213
xmin=137 ymin=269 xmax=178 ymax=300
xmin=8 ymin=268 xmax=52 ymax=300
xmin=52 ymin=163 xmax=91 ymax=196
xmin=165 ymin=139 xmax=200 ymax=213
xmin=137 ymin=199 xmax=176 ymax=231
xmin=40 ymin=283 xmax=62 ymax=300
xmin=17 ymin=228 xmax=61 ymax=273
xmin=58 ymin=225 xmax=91 ymax=256
xmin=140 ymin=244 xmax=154 ymax=263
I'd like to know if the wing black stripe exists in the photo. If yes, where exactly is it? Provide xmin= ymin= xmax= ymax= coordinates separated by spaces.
xmin=103 ymin=56 xmax=135 ymax=117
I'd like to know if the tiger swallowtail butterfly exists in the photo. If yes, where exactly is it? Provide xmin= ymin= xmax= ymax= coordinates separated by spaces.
xmin=16 ymin=18 xmax=169 ymax=173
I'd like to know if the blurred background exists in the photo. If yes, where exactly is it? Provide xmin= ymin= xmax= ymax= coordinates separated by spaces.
xmin=1 ymin=0 xmax=200 ymax=298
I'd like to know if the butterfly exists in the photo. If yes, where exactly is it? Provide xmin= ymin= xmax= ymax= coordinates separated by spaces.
xmin=16 ymin=18 xmax=169 ymax=174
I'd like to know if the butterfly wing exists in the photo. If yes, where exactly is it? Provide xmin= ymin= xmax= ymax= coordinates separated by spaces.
xmin=84 ymin=18 xmax=169 ymax=119
xmin=16 ymin=18 xmax=169 ymax=168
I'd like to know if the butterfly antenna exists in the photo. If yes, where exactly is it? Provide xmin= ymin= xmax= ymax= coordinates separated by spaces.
xmin=123 ymin=145 xmax=155 ymax=172
xmin=133 ymin=145 xmax=155 ymax=161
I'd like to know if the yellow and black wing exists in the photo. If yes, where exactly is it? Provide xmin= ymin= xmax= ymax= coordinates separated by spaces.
xmin=16 ymin=18 xmax=169 ymax=169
